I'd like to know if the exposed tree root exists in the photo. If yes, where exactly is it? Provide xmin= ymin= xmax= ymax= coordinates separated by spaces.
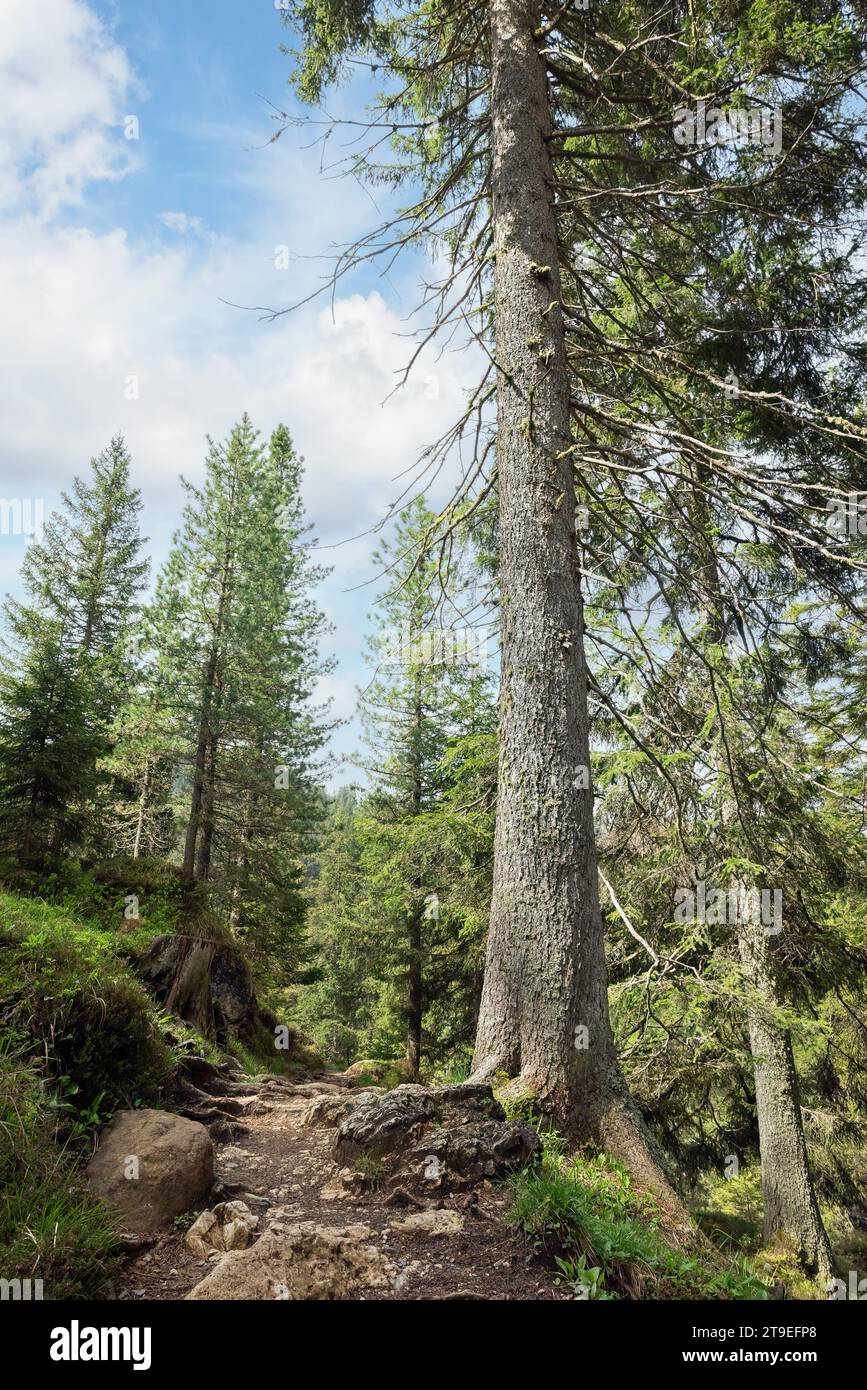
xmin=475 ymin=1061 xmax=710 ymax=1255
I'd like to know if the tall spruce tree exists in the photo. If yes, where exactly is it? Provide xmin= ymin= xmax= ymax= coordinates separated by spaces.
xmin=356 ymin=498 xmax=487 ymax=1075
xmin=0 ymin=437 xmax=146 ymax=861
xmin=274 ymin=0 xmax=867 ymax=1235
xmin=146 ymin=416 xmax=332 ymax=971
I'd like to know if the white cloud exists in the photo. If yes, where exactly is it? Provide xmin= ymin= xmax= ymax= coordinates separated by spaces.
xmin=0 ymin=205 xmax=480 ymax=544
xmin=159 ymin=212 xmax=205 ymax=236
xmin=0 ymin=0 xmax=485 ymax=769
xmin=0 ymin=0 xmax=140 ymax=219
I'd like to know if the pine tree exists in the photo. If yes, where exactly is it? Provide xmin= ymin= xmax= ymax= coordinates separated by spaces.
xmin=217 ymin=424 xmax=333 ymax=976
xmin=0 ymin=620 xmax=100 ymax=861
xmin=279 ymin=0 xmax=716 ymax=1224
xmin=296 ymin=788 xmax=382 ymax=1065
xmin=355 ymin=498 xmax=494 ymax=1076
xmin=102 ymin=677 xmax=179 ymax=861
xmin=146 ymin=417 xmax=332 ymax=973
xmin=0 ymin=437 xmax=146 ymax=861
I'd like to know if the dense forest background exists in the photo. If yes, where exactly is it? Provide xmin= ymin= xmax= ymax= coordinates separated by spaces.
xmin=3 ymin=0 xmax=867 ymax=1306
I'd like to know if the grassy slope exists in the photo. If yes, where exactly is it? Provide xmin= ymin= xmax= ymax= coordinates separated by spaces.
xmin=0 ymin=869 xmax=320 ymax=1298
xmin=506 ymin=1141 xmax=767 ymax=1300
xmin=0 ymin=888 xmax=175 ymax=1297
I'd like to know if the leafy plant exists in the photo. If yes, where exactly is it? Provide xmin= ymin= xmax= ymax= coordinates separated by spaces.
xmin=554 ymin=1254 xmax=617 ymax=1300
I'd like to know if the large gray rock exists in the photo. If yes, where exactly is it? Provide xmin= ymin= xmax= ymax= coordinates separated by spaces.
xmin=334 ymin=1084 xmax=435 ymax=1166
xmin=185 ymin=1221 xmax=395 ymax=1300
xmin=334 ymin=1082 xmax=540 ymax=1191
xmin=86 ymin=1109 xmax=213 ymax=1232
xmin=301 ymin=1089 xmax=382 ymax=1129
xmin=404 ymin=1119 xmax=541 ymax=1190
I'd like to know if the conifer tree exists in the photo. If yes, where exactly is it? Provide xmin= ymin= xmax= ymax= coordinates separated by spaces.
xmin=146 ymin=417 xmax=332 ymax=970
xmin=355 ymin=498 xmax=494 ymax=1076
xmin=278 ymin=2 xmax=867 ymax=1227
xmin=0 ymin=437 xmax=146 ymax=861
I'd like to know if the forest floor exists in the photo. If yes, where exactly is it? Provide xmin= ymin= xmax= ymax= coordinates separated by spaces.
xmin=113 ymin=1072 xmax=562 ymax=1301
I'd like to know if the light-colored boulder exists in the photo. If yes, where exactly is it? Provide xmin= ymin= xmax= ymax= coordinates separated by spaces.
xmin=185 ymin=1201 xmax=258 ymax=1257
xmin=391 ymin=1208 xmax=465 ymax=1237
xmin=185 ymin=1221 xmax=395 ymax=1300
xmin=301 ymin=1089 xmax=382 ymax=1129
xmin=85 ymin=1109 xmax=213 ymax=1233
xmin=320 ymin=1167 xmax=366 ymax=1201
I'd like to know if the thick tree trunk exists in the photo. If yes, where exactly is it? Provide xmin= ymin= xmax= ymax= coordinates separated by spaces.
xmin=475 ymin=0 xmax=599 ymax=1101
xmin=472 ymin=0 xmax=691 ymax=1236
xmin=738 ymin=907 xmax=833 ymax=1281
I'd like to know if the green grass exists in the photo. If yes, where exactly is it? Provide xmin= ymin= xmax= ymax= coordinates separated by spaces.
xmin=352 ymin=1154 xmax=387 ymax=1189
xmin=0 ymin=1045 xmax=119 ymax=1298
xmin=228 ymin=1017 xmax=323 ymax=1077
xmin=693 ymin=1168 xmax=764 ymax=1252
xmin=507 ymin=1137 xmax=767 ymax=1301
xmin=1 ymin=856 xmax=192 ymax=937
xmin=0 ymin=886 xmax=187 ymax=1299
xmin=0 ymin=890 xmax=171 ymax=1115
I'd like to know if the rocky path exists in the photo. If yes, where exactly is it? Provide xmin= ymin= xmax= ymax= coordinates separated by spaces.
xmin=114 ymin=1070 xmax=561 ymax=1301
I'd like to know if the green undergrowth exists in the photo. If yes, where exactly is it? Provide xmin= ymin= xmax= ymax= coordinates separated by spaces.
xmin=227 ymin=1035 xmax=319 ymax=1078
xmin=349 ymin=1063 xmax=409 ymax=1089
xmin=0 ymin=856 xmax=224 ymax=949
xmin=694 ymin=1168 xmax=852 ymax=1298
xmin=0 ymin=1044 xmax=119 ymax=1298
xmin=0 ymin=890 xmax=172 ymax=1118
xmin=0 ymin=884 xmax=207 ymax=1299
xmin=507 ymin=1131 xmax=767 ymax=1301
xmin=694 ymin=1168 xmax=764 ymax=1252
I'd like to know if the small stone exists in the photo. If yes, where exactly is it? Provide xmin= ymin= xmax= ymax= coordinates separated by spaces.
xmin=185 ymin=1201 xmax=258 ymax=1258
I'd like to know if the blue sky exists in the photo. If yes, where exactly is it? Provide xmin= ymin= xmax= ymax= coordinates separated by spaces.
xmin=0 ymin=0 xmax=481 ymax=780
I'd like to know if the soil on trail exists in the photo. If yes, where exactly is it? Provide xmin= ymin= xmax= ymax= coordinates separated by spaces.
xmin=114 ymin=1072 xmax=562 ymax=1302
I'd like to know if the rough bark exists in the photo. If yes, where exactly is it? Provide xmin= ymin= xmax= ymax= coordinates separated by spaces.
xmin=691 ymin=473 xmax=832 ymax=1280
xmin=474 ymin=0 xmax=600 ymax=1100
xmin=164 ymin=936 xmax=217 ymax=1037
xmin=471 ymin=0 xmax=692 ymax=1238
xmin=738 ymin=909 xmax=833 ymax=1280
